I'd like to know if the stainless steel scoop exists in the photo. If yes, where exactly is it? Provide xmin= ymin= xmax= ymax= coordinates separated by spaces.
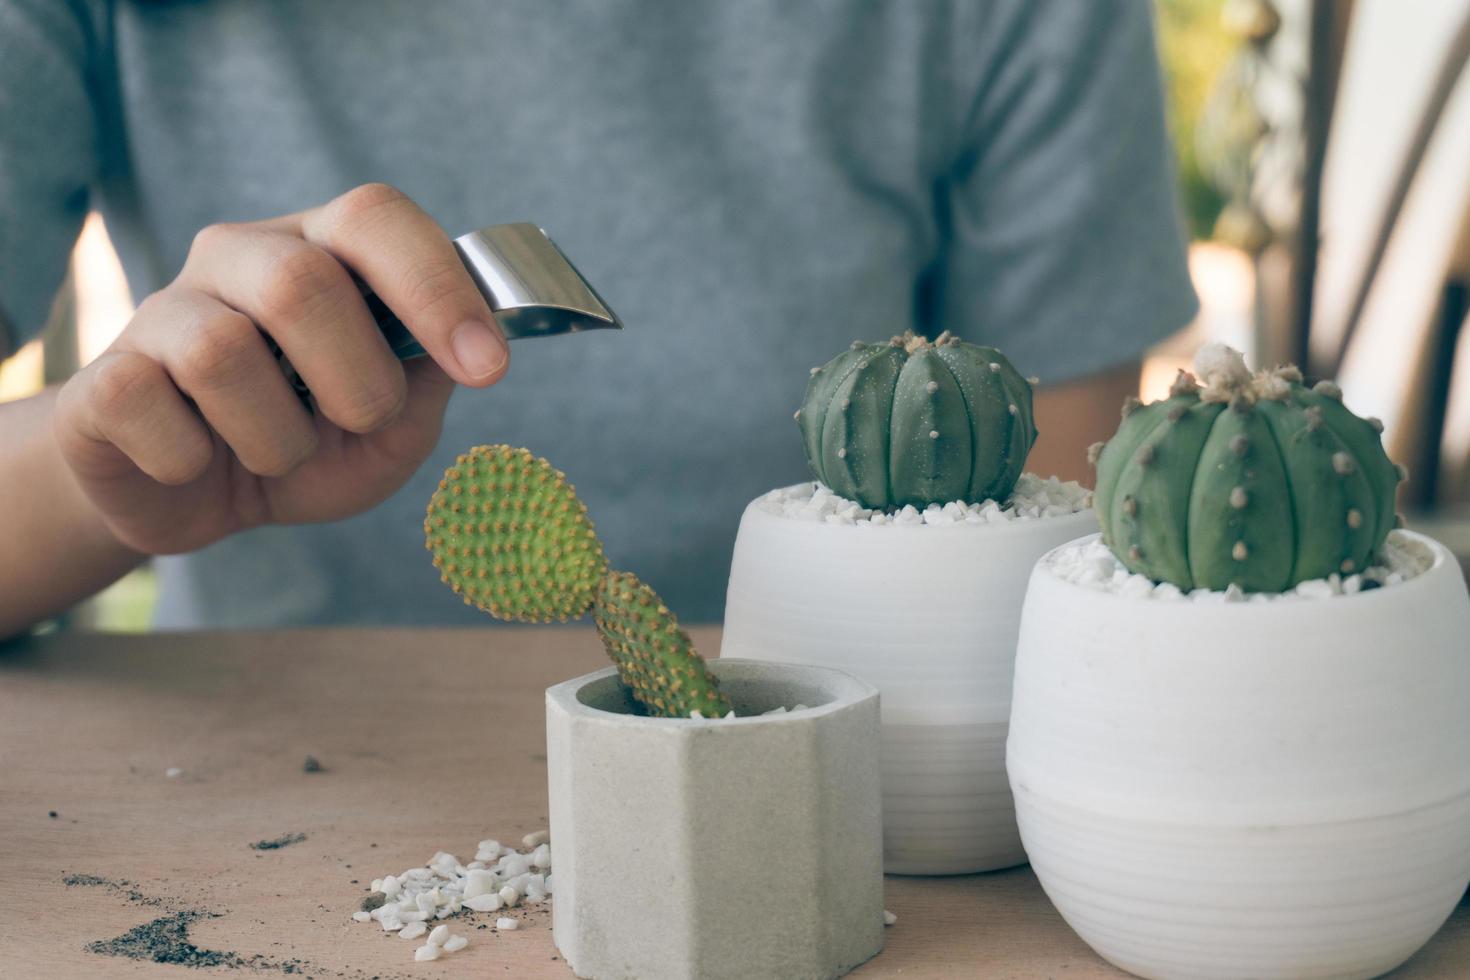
xmin=280 ymin=222 xmax=621 ymax=395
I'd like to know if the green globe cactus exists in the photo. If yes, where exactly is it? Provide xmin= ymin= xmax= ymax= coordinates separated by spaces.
xmin=1090 ymin=344 xmax=1405 ymax=592
xmin=425 ymin=445 xmax=730 ymax=717
xmin=594 ymin=571 xmax=732 ymax=718
xmin=796 ymin=330 xmax=1038 ymax=509
xmin=425 ymin=445 xmax=607 ymax=622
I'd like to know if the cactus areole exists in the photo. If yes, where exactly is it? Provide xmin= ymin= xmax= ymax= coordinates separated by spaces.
xmin=797 ymin=331 xmax=1039 ymax=510
xmin=1091 ymin=344 xmax=1404 ymax=593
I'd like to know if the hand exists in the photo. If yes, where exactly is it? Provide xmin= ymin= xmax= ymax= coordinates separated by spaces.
xmin=53 ymin=183 xmax=510 ymax=555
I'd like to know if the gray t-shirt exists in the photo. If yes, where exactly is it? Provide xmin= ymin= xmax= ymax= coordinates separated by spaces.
xmin=1 ymin=0 xmax=1196 ymax=626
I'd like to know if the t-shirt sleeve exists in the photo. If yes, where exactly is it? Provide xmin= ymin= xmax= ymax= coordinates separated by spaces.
xmin=0 ymin=0 xmax=98 ymax=357
xmin=940 ymin=0 xmax=1198 ymax=382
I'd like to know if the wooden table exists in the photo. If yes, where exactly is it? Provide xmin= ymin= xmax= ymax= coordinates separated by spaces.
xmin=3 ymin=628 xmax=1469 ymax=979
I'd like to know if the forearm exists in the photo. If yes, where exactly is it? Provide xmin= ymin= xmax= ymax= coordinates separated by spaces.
xmin=1028 ymin=361 xmax=1140 ymax=487
xmin=0 ymin=387 xmax=143 ymax=639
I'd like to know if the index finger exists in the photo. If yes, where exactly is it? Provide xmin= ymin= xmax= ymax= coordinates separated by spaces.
xmin=292 ymin=184 xmax=510 ymax=387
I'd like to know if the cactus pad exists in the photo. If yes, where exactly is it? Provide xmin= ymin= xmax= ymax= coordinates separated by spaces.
xmin=797 ymin=331 xmax=1038 ymax=509
xmin=594 ymin=570 xmax=732 ymax=718
xmin=1091 ymin=345 xmax=1403 ymax=592
xmin=424 ymin=445 xmax=607 ymax=622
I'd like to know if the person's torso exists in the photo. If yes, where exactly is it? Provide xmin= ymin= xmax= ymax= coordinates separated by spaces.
xmin=93 ymin=0 xmax=981 ymax=625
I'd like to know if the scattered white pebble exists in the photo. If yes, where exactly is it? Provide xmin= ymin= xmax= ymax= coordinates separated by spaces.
xmin=496 ymin=917 xmax=519 ymax=931
xmin=883 ymin=910 xmax=898 ymax=926
xmin=1046 ymin=531 xmax=1431 ymax=601
xmin=756 ymin=473 xmax=1091 ymax=527
xmin=351 ymin=831 xmax=551 ymax=962
xmin=462 ymin=869 xmax=496 ymax=899
xmin=164 ymin=768 xmax=183 ymax=778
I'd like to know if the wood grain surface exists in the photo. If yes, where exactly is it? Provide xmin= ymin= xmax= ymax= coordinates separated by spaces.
xmin=1 ymin=628 xmax=1466 ymax=979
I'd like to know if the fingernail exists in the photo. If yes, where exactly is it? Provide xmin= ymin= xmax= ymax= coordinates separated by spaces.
xmin=450 ymin=320 xmax=509 ymax=381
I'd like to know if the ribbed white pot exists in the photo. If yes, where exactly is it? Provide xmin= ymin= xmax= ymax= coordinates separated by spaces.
xmin=1008 ymin=531 xmax=1470 ymax=980
xmin=720 ymin=490 xmax=1096 ymax=874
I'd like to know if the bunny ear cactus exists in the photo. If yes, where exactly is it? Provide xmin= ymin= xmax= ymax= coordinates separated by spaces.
xmin=425 ymin=445 xmax=729 ymax=718
xmin=1090 ymin=344 xmax=1405 ymax=592
xmin=797 ymin=331 xmax=1039 ymax=510
xmin=425 ymin=445 xmax=607 ymax=622
xmin=595 ymin=571 xmax=732 ymax=718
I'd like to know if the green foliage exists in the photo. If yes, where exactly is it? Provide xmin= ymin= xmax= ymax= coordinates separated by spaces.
xmin=1157 ymin=0 xmax=1237 ymax=240
xmin=797 ymin=331 xmax=1038 ymax=510
xmin=594 ymin=571 xmax=732 ymax=719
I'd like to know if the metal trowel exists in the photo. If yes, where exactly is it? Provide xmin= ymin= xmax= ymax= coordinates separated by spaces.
xmin=279 ymin=222 xmax=620 ymax=395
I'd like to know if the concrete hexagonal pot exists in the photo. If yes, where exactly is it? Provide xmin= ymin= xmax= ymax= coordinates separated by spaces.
xmin=721 ymin=491 xmax=1095 ymax=873
xmin=546 ymin=658 xmax=883 ymax=980
xmin=1008 ymin=531 xmax=1470 ymax=980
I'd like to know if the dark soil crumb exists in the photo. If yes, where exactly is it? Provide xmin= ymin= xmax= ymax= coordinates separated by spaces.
xmin=360 ymin=892 xmax=387 ymax=912
xmin=87 ymin=911 xmax=252 ymax=968
xmin=302 ymin=756 xmax=324 ymax=773
xmin=72 ymin=873 xmax=409 ymax=979
xmin=64 ymin=873 xmax=169 ymax=908
xmin=48 ymin=810 xmax=58 ymax=818
xmin=250 ymin=832 xmax=307 ymax=851
xmin=85 ymin=912 xmax=390 ymax=977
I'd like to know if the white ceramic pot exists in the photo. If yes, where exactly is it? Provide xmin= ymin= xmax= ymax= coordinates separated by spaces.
xmin=1008 ymin=531 xmax=1470 ymax=980
xmin=720 ymin=490 xmax=1096 ymax=873
xmin=546 ymin=659 xmax=884 ymax=980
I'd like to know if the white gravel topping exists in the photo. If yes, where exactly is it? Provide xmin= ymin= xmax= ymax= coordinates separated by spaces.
xmin=689 ymin=703 xmax=810 ymax=720
xmin=495 ymin=917 xmax=519 ymax=931
xmin=1047 ymin=531 xmax=1433 ymax=601
xmin=756 ymin=473 xmax=1091 ymax=527
xmin=353 ymin=832 xmax=549 ymax=961
xmin=883 ymin=910 xmax=898 ymax=926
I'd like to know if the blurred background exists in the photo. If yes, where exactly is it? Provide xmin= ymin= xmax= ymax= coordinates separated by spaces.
xmin=4 ymin=0 xmax=1470 ymax=628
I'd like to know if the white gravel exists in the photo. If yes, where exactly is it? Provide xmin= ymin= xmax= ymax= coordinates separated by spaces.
xmin=756 ymin=473 xmax=1091 ymax=527
xmin=1047 ymin=531 xmax=1433 ymax=601
xmin=353 ymin=832 xmax=549 ymax=960
xmin=689 ymin=704 xmax=810 ymax=720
